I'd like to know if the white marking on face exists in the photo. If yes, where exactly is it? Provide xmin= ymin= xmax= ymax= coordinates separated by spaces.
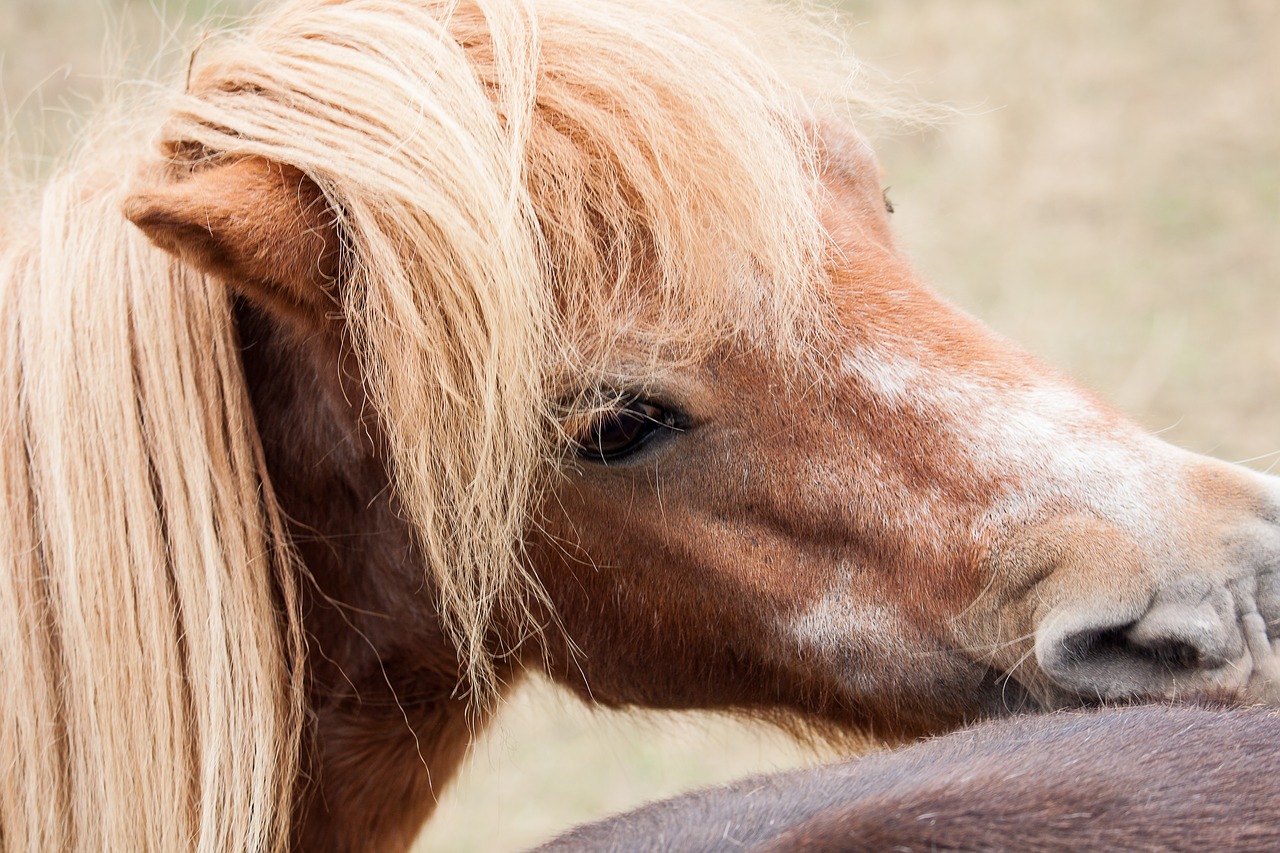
xmin=838 ymin=342 xmax=1190 ymax=545
xmin=786 ymin=581 xmax=910 ymax=690
xmin=822 ymin=321 xmax=1280 ymax=704
xmin=838 ymin=350 xmax=921 ymax=407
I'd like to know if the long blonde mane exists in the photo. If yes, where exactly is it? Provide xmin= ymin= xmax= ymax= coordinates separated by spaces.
xmin=0 ymin=141 xmax=304 ymax=849
xmin=2 ymin=0 xmax=885 ymax=848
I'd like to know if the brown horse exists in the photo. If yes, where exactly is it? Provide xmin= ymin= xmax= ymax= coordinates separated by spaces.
xmin=530 ymin=703 xmax=1280 ymax=852
xmin=2 ymin=0 xmax=1279 ymax=850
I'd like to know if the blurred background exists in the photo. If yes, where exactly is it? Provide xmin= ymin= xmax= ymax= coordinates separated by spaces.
xmin=4 ymin=1 xmax=1277 ymax=850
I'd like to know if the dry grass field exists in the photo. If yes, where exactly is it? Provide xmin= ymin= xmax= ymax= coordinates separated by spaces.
xmin=4 ymin=2 xmax=1277 ymax=851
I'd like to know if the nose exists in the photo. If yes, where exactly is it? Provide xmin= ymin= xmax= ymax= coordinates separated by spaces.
xmin=1036 ymin=580 xmax=1246 ymax=700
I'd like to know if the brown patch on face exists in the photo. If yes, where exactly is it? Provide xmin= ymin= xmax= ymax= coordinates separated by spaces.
xmin=525 ymin=325 xmax=1023 ymax=739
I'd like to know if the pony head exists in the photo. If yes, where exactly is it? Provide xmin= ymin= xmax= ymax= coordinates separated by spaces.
xmin=126 ymin=0 xmax=1280 ymax=765
xmin=6 ymin=0 xmax=1278 ymax=848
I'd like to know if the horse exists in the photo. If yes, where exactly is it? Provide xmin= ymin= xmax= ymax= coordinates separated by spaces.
xmin=2 ymin=0 xmax=1278 ymax=850
xmin=529 ymin=703 xmax=1280 ymax=852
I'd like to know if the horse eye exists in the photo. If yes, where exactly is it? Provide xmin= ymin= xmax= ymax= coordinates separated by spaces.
xmin=575 ymin=400 xmax=677 ymax=462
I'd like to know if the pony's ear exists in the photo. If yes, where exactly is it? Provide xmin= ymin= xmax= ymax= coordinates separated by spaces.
xmin=125 ymin=157 xmax=340 ymax=330
xmin=811 ymin=118 xmax=896 ymax=252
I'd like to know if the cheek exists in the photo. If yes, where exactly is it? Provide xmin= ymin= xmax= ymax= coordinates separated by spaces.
xmin=542 ymin=445 xmax=857 ymax=604
xmin=523 ymin=404 xmax=998 ymax=724
xmin=786 ymin=585 xmax=937 ymax=687
xmin=523 ymin=471 xmax=814 ymax=699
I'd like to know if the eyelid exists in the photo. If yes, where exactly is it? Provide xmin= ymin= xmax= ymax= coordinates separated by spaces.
xmin=560 ymin=389 xmax=680 ymax=427
xmin=567 ymin=396 xmax=689 ymax=463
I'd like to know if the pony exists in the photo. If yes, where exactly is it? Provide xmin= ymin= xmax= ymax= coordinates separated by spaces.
xmin=529 ymin=703 xmax=1280 ymax=852
xmin=2 ymin=0 xmax=1278 ymax=850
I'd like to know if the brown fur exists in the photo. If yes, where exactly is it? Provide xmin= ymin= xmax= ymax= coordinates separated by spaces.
xmin=126 ymin=157 xmax=340 ymax=332
xmin=531 ymin=704 xmax=1280 ymax=852
xmin=233 ymin=306 xmax=462 ymax=848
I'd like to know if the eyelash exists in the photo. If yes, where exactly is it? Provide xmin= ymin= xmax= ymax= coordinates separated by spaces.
xmin=572 ymin=398 xmax=683 ymax=462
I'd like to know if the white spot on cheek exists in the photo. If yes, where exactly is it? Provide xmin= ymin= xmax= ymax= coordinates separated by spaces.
xmin=840 ymin=350 xmax=922 ymax=406
xmin=786 ymin=584 xmax=910 ymax=677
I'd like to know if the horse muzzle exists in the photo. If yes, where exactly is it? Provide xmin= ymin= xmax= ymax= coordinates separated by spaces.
xmin=1000 ymin=463 xmax=1280 ymax=705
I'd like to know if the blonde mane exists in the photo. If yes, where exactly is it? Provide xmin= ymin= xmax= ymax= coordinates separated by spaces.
xmin=2 ymin=0 xmax=884 ymax=847
xmin=0 ymin=145 xmax=304 ymax=849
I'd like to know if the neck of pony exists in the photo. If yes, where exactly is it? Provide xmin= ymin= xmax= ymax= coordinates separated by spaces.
xmin=235 ymin=306 xmax=508 ymax=850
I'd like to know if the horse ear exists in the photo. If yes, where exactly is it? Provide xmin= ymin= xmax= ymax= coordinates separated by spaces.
xmin=811 ymin=118 xmax=896 ymax=251
xmin=125 ymin=157 xmax=340 ymax=329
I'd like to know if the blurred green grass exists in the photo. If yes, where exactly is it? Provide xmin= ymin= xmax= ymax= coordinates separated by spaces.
xmin=4 ymin=2 xmax=1278 ymax=851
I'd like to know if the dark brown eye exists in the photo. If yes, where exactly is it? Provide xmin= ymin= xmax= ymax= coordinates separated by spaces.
xmin=575 ymin=400 xmax=678 ymax=462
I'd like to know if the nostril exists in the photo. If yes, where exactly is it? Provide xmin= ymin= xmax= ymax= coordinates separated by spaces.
xmin=1141 ymin=638 xmax=1204 ymax=671
xmin=1037 ymin=600 xmax=1242 ymax=701
xmin=1059 ymin=625 xmax=1128 ymax=668
xmin=1060 ymin=625 xmax=1203 ymax=672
